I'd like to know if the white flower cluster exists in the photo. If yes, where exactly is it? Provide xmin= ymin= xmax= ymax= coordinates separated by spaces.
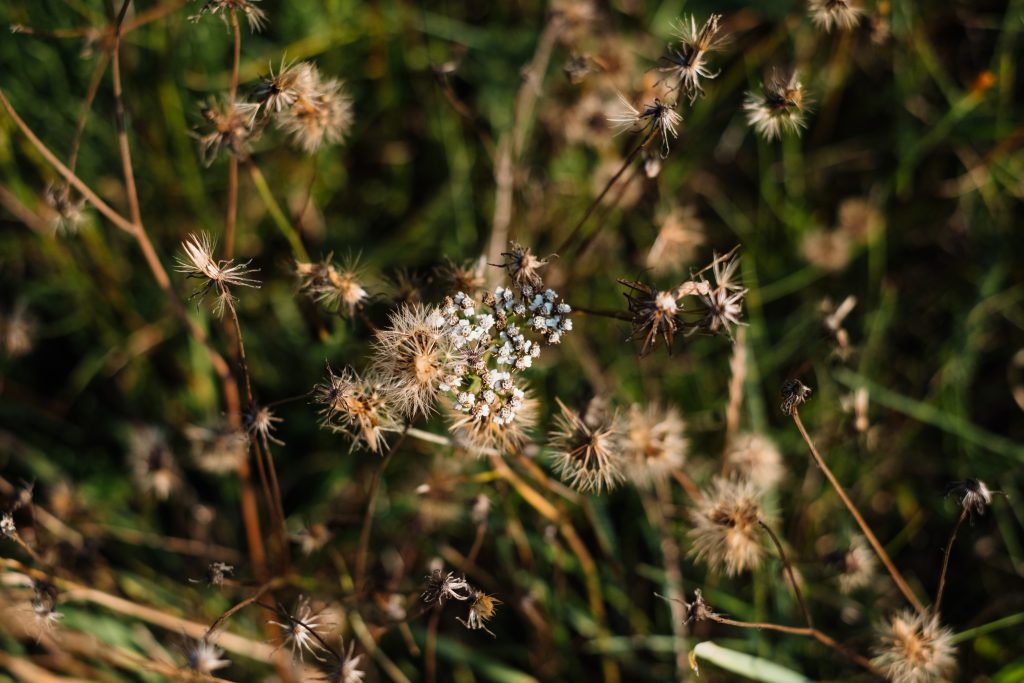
xmin=437 ymin=284 xmax=573 ymax=430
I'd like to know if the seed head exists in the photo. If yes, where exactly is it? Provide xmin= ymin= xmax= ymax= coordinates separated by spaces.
xmin=828 ymin=535 xmax=876 ymax=594
xmin=44 ymin=183 xmax=86 ymax=234
xmin=436 ymin=256 xmax=488 ymax=294
xmin=269 ymin=596 xmax=330 ymax=662
xmin=622 ymin=403 xmax=687 ymax=489
xmin=246 ymin=404 xmax=284 ymax=446
xmin=744 ymin=71 xmax=809 ymax=141
xmin=371 ymin=304 xmax=454 ymax=419
xmin=549 ymin=398 xmax=625 ymax=494
xmin=872 ymin=610 xmax=957 ymax=683
xmin=1 ymin=513 xmax=16 ymax=539
xmin=275 ymin=73 xmax=353 ymax=153
xmin=190 ymin=0 xmax=267 ymax=32
xmin=619 ymin=279 xmax=706 ymax=356
xmin=256 ymin=60 xmax=319 ymax=114
xmin=421 ymin=569 xmax=471 ymax=605
xmin=608 ymin=94 xmax=682 ymax=157
xmin=646 ymin=206 xmax=706 ymax=274
xmin=315 ymin=639 xmax=364 ymax=683
xmin=456 ymin=588 xmax=501 ymax=637
xmin=295 ymin=256 xmax=368 ymax=317
xmin=808 ymin=0 xmax=864 ymax=32
xmin=175 ymin=232 xmax=260 ymax=307
xmin=187 ymin=638 xmax=230 ymax=675
xmin=186 ymin=421 xmax=249 ymax=474
xmin=724 ymin=432 xmax=783 ymax=490
xmin=31 ymin=580 xmax=63 ymax=638
xmin=780 ymin=379 xmax=812 ymax=415
xmin=688 ymin=476 xmax=767 ymax=576
xmin=314 ymin=365 xmax=395 ymax=454
xmin=196 ymin=98 xmax=261 ymax=166
xmin=128 ymin=425 xmax=182 ymax=501
xmin=945 ymin=479 xmax=993 ymax=516
xmin=495 ymin=242 xmax=550 ymax=289
xmin=659 ymin=14 xmax=727 ymax=102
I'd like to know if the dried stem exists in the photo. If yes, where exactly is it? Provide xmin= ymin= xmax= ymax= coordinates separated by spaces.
xmin=224 ymin=10 xmax=242 ymax=259
xmin=758 ymin=519 xmax=813 ymax=629
xmin=203 ymin=578 xmax=288 ymax=640
xmin=67 ymin=50 xmax=112 ymax=174
xmin=354 ymin=426 xmax=409 ymax=588
xmin=246 ymin=157 xmax=310 ymax=261
xmin=934 ymin=507 xmax=968 ymax=614
xmin=791 ymin=409 xmax=926 ymax=614
xmin=111 ymin=0 xmax=142 ymax=227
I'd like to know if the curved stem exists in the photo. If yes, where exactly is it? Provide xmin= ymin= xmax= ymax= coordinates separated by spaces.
xmin=758 ymin=519 xmax=812 ymax=629
xmin=934 ymin=507 xmax=967 ymax=614
xmin=791 ymin=409 xmax=926 ymax=614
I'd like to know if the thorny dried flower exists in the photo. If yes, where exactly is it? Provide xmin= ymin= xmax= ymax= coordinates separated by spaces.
xmin=608 ymin=94 xmax=682 ymax=157
xmin=659 ymin=14 xmax=727 ymax=103
xmin=872 ymin=610 xmax=957 ymax=683
xmin=205 ymin=561 xmax=235 ymax=586
xmin=275 ymin=72 xmax=353 ymax=153
xmin=269 ymin=596 xmax=330 ymax=662
xmin=688 ymin=476 xmax=767 ymax=576
xmin=744 ymin=71 xmax=808 ymax=141
xmin=494 ymin=242 xmax=551 ymax=289
xmin=255 ymin=60 xmax=319 ymax=115
xmin=549 ymin=398 xmax=625 ymax=494
xmin=725 ymin=432 xmax=784 ymax=490
xmin=187 ymin=638 xmax=231 ymax=675
xmin=195 ymin=98 xmax=261 ymax=166
xmin=315 ymin=639 xmax=365 ymax=683
xmin=190 ymin=0 xmax=267 ymax=32
xmin=828 ymin=535 xmax=876 ymax=594
xmin=456 ymin=588 xmax=501 ymax=637
xmin=808 ymin=0 xmax=864 ymax=32
xmin=175 ymin=233 xmax=260 ymax=311
xmin=780 ymin=379 xmax=812 ymax=415
xmin=314 ymin=365 xmax=395 ymax=454
xmin=646 ymin=206 xmax=706 ymax=274
xmin=1 ymin=513 xmax=16 ymax=539
xmin=128 ymin=425 xmax=182 ymax=501
xmin=1 ymin=301 xmax=35 ymax=358
xmin=295 ymin=256 xmax=368 ymax=318
xmin=371 ymin=304 xmax=455 ymax=419
xmin=421 ymin=569 xmax=471 ymax=605
xmin=622 ymin=403 xmax=687 ymax=489
xmin=44 ymin=183 xmax=86 ymax=234
xmin=292 ymin=524 xmax=333 ymax=556
xmin=186 ymin=421 xmax=249 ymax=474
xmin=619 ymin=279 xmax=707 ymax=356
xmin=246 ymin=404 xmax=284 ymax=446
xmin=945 ymin=479 xmax=993 ymax=516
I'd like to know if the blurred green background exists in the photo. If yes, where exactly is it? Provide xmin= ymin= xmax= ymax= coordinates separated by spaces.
xmin=1 ymin=0 xmax=1023 ymax=681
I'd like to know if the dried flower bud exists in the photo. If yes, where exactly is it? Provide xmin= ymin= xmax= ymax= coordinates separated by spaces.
xmin=780 ymin=379 xmax=812 ymax=415
xmin=421 ymin=569 xmax=471 ymax=605
xmin=945 ymin=479 xmax=993 ymax=516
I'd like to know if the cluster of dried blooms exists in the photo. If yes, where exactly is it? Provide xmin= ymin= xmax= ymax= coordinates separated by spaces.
xmin=421 ymin=569 xmax=501 ymax=637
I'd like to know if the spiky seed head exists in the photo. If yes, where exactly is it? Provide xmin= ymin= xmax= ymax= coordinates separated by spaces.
xmin=421 ymin=569 xmax=471 ymax=605
xmin=724 ymin=432 xmax=783 ymax=490
xmin=872 ymin=610 xmax=957 ymax=683
xmin=315 ymin=639 xmax=365 ymax=683
xmin=744 ymin=71 xmax=809 ymax=141
xmin=187 ymin=639 xmax=230 ymax=675
xmin=314 ymin=365 xmax=395 ymax=454
xmin=190 ymin=0 xmax=267 ymax=31
xmin=276 ymin=75 xmax=353 ymax=153
xmin=269 ymin=596 xmax=330 ymax=662
xmin=196 ymin=98 xmax=261 ymax=166
xmin=622 ymin=403 xmax=687 ymax=489
xmin=175 ymin=232 xmax=260 ymax=308
xmin=295 ymin=256 xmax=368 ymax=317
xmin=660 ymin=14 xmax=727 ymax=102
xmin=808 ymin=0 xmax=864 ymax=32
xmin=549 ymin=398 xmax=625 ymax=494
xmin=828 ymin=535 xmax=876 ymax=594
xmin=457 ymin=588 xmax=502 ymax=637
xmin=688 ymin=476 xmax=767 ymax=576
xmin=371 ymin=304 xmax=454 ymax=419
xmin=448 ymin=392 xmax=539 ymax=455
xmin=496 ymin=242 xmax=550 ymax=289
xmin=256 ymin=60 xmax=319 ymax=114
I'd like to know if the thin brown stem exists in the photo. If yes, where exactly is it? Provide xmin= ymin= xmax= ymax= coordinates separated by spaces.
xmin=224 ymin=10 xmax=242 ymax=259
xmin=424 ymin=607 xmax=442 ymax=683
xmin=791 ymin=409 xmax=926 ymax=614
xmin=203 ymin=578 xmax=288 ymax=641
xmin=354 ymin=426 xmax=409 ymax=589
xmin=672 ymin=468 xmax=704 ymax=502
xmin=258 ymin=432 xmax=290 ymax=570
xmin=575 ymin=163 xmax=639 ymax=260
xmin=934 ymin=507 xmax=968 ymax=614
xmin=68 ymin=50 xmax=112 ymax=174
xmin=111 ymin=0 xmax=141 ymax=228
xmin=758 ymin=519 xmax=813 ymax=629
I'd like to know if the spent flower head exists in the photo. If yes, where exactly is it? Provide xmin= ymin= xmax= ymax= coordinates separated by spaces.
xmin=608 ymin=94 xmax=682 ymax=157
xmin=549 ymin=398 xmax=625 ymax=494
xmin=269 ymin=596 xmax=330 ymax=662
xmin=744 ymin=71 xmax=809 ymax=141
xmin=196 ymin=98 xmax=261 ymax=166
xmin=622 ymin=403 xmax=687 ymax=489
xmin=828 ymin=535 xmax=876 ymax=594
xmin=421 ymin=569 xmax=471 ymax=605
xmin=187 ymin=638 xmax=230 ymax=675
xmin=295 ymin=256 xmax=368 ymax=317
xmin=660 ymin=14 xmax=727 ymax=102
xmin=190 ymin=0 xmax=267 ymax=32
xmin=872 ymin=610 xmax=957 ymax=683
xmin=494 ymin=242 xmax=551 ymax=289
xmin=274 ymin=69 xmax=354 ymax=153
xmin=176 ymin=232 xmax=260 ymax=308
xmin=945 ymin=478 xmax=993 ymax=516
xmin=456 ymin=587 xmax=501 ymax=637
xmin=314 ymin=365 xmax=395 ymax=454
xmin=780 ymin=379 xmax=812 ymax=415
xmin=808 ymin=0 xmax=864 ymax=32
xmin=689 ymin=476 xmax=767 ymax=576
xmin=315 ymin=640 xmax=365 ymax=683
xmin=724 ymin=432 xmax=783 ymax=490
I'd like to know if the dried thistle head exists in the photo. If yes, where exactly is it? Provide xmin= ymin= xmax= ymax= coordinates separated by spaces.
xmin=608 ymin=94 xmax=682 ymax=157
xmin=744 ymin=70 xmax=809 ymax=141
xmin=295 ymin=256 xmax=369 ymax=317
xmin=945 ymin=479 xmax=993 ymax=516
xmin=421 ymin=569 xmax=471 ymax=605
xmin=780 ymin=379 xmax=812 ymax=415
xmin=314 ymin=365 xmax=395 ymax=454
xmin=268 ymin=596 xmax=330 ymax=662
xmin=275 ymin=71 xmax=353 ymax=153
xmin=808 ymin=0 xmax=864 ymax=32
xmin=457 ymin=587 xmax=501 ymax=637
xmin=622 ymin=403 xmax=687 ymax=489
xmin=828 ymin=535 xmax=876 ymax=594
xmin=370 ymin=304 xmax=454 ymax=419
xmin=872 ymin=611 xmax=957 ymax=683
xmin=190 ymin=0 xmax=267 ymax=32
xmin=128 ymin=425 xmax=182 ymax=501
xmin=724 ymin=432 xmax=783 ymax=490
xmin=495 ymin=242 xmax=550 ymax=289
xmin=688 ymin=476 xmax=767 ymax=576
xmin=549 ymin=398 xmax=625 ymax=494
xmin=175 ymin=232 xmax=260 ymax=307
xmin=660 ymin=14 xmax=728 ymax=102
xmin=619 ymin=279 xmax=696 ymax=356
xmin=196 ymin=98 xmax=261 ymax=166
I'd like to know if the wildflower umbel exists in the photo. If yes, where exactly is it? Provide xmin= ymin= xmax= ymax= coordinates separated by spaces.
xmin=549 ymin=398 xmax=625 ymax=494
xmin=659 ymin=14 xmax=727 ymax=103
xmin=314 ymin=365 xmax=394 ymax=454
xmin=744 ymin=71 xmax=809 ymax=141
xmin=780 ymin=379 xmax=812 ymax=415
xmin=808 ymin=0 xmax=864 ymax=32
xmin=456 ymin=588 xmax=502 ymax=637
xmin=421 ymin=569 xmax=471 ymax=605
xmin=688 ymin=476 xmax=767 ymax=576
xmin=190 ymin=0 xmax=267 ymax=32
xmin=608 ymin=94 xmax=682 ymax=157
xmin=945 ymin=479 xmax=993 ymax=516
xmin=872 ymin=610 xmax=957 ymax=683
xmin=176 ymin=233 xmax=260 ymax=306
xmin=269 ymin=596 xmax=330 ymax=662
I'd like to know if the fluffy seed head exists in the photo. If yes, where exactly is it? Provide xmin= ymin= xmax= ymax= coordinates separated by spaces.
xmin=196 ymin=98 xmax=260 ymax=166
xmin=945 ymin=479 xmax=993 ymax=516
xmin=256 ymin=60 xmax=319 ymax=114
xmin=688 ymin=476 xmax=766 ymax=576
xmin=830 ymin=535 xmax=877 ymax=594
xmin=647 ymin=206 xmax=706 ymax=274
xmin=872 ymin=610 xmax=957 ymax=683
xmin=269 ymin=596 xmax=330 ymax=662
xmin=809 ymin=0 xmax=864 ymax=32
xmin=128 ymin=425 xmax=182 ymax=501
xmin=295 ymin=256 xmax=368 ymax=317
xmin=608 ymin=95 xmax=682 ymax=157
xmin=622 ymin=403 xmax=687 ymax=489
xmin=371 ymin=305 xmax=454 ymax=419
xmin=275 ymin=74 xmax=353 ymax=153
xmin=190 ymin=0 xmax=267 ymax=31
xmin=549 ymin=398 xmax=625 ymax=494
xmin=314 ymin=365 xmax=395 ymax=454
xmin=496 ymin=242 xmax=550 ymax=289
xmin=175 ymin=233 xmax=260 ymax=310
xmin=187 ymin=639 xmax=230 ymax=675
xmin=457 ymin=588 xmax=501 ymax=637
xmin=660 ymin=14 xmax=727 ymax=102
xmin=744 ymin=71 xmax=808 ymax=141
xmin=725 ymin=432 xmax=783 ymax=490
